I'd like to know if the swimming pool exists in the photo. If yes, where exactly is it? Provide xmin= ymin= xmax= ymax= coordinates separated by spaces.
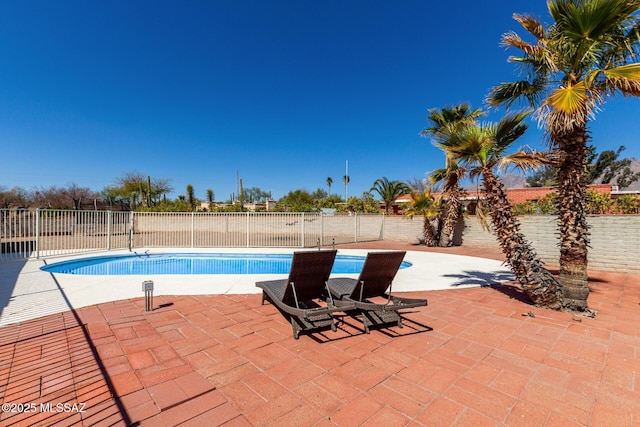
xmin=41 ymin=252 xmax=413 ymax=275
xmin=1 ymin=249 xmax=514 ymax=326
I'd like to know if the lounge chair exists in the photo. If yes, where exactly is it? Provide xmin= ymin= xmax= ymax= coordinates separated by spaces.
xmin=256 ymin=250 xmax=348 ymax=339
xmin=328 ymin=251 xmax=427 ymax=333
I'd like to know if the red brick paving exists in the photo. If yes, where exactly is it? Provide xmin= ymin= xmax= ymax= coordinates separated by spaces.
xmin=0 ymin=242 xmax=638 ymax=426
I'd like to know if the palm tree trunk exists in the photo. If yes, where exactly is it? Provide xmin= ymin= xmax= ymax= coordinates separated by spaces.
xmin=439 ymin=184 xmax=462 ymax=247
xmin=483 ymin=170 xmax=563 ymax=309
xmin=423 ymin=215 xmax=438 ymax=247
xmin=554 ymin=127 xmax=592 ymax=313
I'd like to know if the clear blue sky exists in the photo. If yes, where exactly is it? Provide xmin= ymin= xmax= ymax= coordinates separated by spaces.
xmin=1 ymin=1 xmax=639 ymax=201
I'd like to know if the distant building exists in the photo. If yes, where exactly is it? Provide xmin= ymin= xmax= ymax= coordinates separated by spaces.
xmin=199 ymin=200 xmax=277 ymax=212
xmin=394 ymin=183 xmax=617 ymax=214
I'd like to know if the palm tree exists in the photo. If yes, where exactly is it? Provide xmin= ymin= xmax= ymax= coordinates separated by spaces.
xmin=404 ymin=190 xmax=439 ymax=246
xmin=326 ymin=177 xmax=333 ymax=196
xmin=206 ymin=189 xmax=214 ymax=211
xmin=371 ymin=177 xmax=412 ymax=214
xmin=441 ymin=112 xmax=563 ymax=309
xmin=488 ymin=1 xmax=640 ymax=313
xmin=429 ymin=160 xmax=465 ymax=247
xmin=186 ymin=184 xmax=195 ymax=211
xmin=422 ymin=105 xmax=485 ymax=246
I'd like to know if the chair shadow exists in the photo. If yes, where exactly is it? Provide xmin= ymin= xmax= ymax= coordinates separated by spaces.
xmin=308 ymin=312 xmax=433 ymax=343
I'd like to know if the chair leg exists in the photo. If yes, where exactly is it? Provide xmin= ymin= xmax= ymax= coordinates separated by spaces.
xmin=363 ymin=314 xmax=371 ymax=334
xmin=261 ymin=291 xmax=266 ymax=305
xmin=360 ymin=310 xmax=404 ymax=333
xmin=289 ymin=314 xmax=336 ymax=339
xmin=291 ymin=319 xmax=300 ymax=340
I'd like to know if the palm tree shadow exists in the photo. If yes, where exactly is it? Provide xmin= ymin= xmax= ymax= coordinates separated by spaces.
xmin=488 ymin=282 xmax=534 ymax=304
xmin=443 ymin=269 xmax=534 ymax=305
xmin=443 ymin=269 xmax=515 ymax=287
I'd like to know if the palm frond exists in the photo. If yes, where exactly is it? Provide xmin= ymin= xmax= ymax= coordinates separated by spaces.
xmin=404 ymin=190 xmax=438 ymax=219
xmin=575 ymin=0 xmax=640 ymax=41
xmin=499 ymin=150 xmax=556 ymax=174
xmin=501 ymin=31 xmax=544 ymax=56
xmin=487 ymin=81 xmax=543 ymax=108
xmin=630 ymin=20 xmax=640 ymax=43
xmin=429 ymin=168 xmax=448 ymax=185
xmin=549 ymin=0 xmax=640 ymax=72
xmin=494 ymin=112 xmax=529 ymax=152
xmin=513 ymin=13 xmax=546 ymax=41
xmin=601 ymin=63 xmax=640 ymax=94
xmin=609 ymin=78 xmax=640 ymax=95
xmin=545 ymin=109 xmax=586 ymax=134
xmin=440 ymin=126 xmax=488 ymax=163
xmin=497 ymin=0 xmax=640 ymax=136
xmin=474 ymin=198 xmax=491 ymax=232
xmin=603 ymin=62 xmax=640 ymax=79
xmin=583 ymin=68 xmax=602 ymax=88
xmin=546 ymin=80 xmax=588 ymax=113
xmin=423 ymin=105 xmax=485 ymax=135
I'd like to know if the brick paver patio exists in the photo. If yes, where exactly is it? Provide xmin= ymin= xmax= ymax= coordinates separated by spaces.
xmin=0 ymin=243 xmax=638 ymax=426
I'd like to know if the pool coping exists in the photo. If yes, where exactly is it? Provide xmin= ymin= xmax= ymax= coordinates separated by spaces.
xmin=0 ymin=247 xmax=513 ymax=327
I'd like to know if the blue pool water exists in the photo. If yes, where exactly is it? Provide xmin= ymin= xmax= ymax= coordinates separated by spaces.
xmin=41 ymin=253 xmax=412 ymax=275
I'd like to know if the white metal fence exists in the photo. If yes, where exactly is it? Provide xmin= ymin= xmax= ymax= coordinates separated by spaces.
xmin=0 ymin=209 xmax=385 ymax=261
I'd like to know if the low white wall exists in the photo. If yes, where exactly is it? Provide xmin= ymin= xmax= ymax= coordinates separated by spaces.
xmin=382 ymin=215 xmax=640 ymax=274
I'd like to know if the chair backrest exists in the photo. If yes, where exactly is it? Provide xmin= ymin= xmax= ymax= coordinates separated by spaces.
xmin=282 ymin=250 xmax=337 ymax=305
xmin=350 ymin=251 xmax=406 ymax=300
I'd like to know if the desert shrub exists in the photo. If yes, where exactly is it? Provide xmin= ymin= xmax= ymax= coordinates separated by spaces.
xmin=512 ymin=200 xmax=537 ymax=216
xmin=536 ymin=192 xmax=558 ymax=214
xmin=512 ymin=191 xmax=638 ymax=215
xmin=613 ymin=195 xmax=640 ymax=214
xmin=136 ymin=199 xmax=192 ymax=212
xmin=512 ymin=193 xmax=558 ymax=215
xmin=586 ymin=190 xmax=614 ymax=214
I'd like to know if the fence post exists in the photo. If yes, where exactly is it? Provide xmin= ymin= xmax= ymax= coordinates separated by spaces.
xmin=107 ymin=211 xmax=113 ymax=250
xmin=320 ymin=212 xmax=324 ymax=247
xmin=246 ymin=212 xmax=250 ymax=247
xmin=35 ymin=209 xmax=41 ymax=259
xmin=354 ymin=212 xmax=358 ymax=243
xmin=128 ymin=212 xmax=135 ymax=251
xmin=191 ymin=212 xmax=195 ymax=248
xmin=301 ymin=212 xmax=305 ymax=248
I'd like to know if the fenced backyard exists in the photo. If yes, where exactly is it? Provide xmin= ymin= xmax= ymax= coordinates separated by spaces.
xmin=2 ymin=208 xmax=638 ymax=273
xmin=0 ymin=209 xmax=386 ymax=260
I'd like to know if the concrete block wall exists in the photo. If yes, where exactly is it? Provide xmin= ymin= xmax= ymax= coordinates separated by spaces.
xmin=585 ymin=215 xmax=640 ymax=273
xmin=382 ymin=216 xmax=432 ymax=243
xmin=517 ymin=216 xmax=560 ymax=265
xmin=383 ymin=214 xmax=640 ymax=273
